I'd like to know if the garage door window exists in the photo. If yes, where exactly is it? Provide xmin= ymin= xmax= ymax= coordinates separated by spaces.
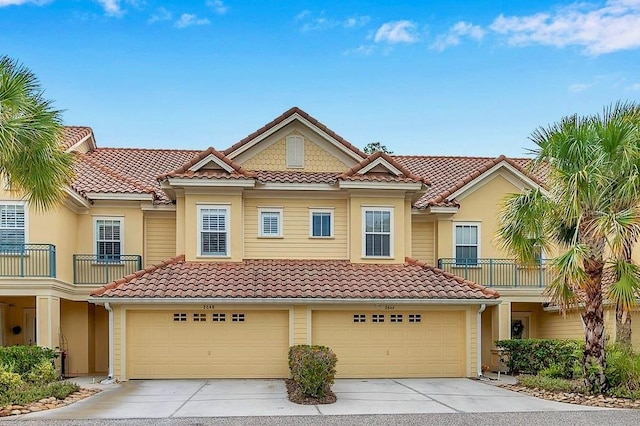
xmin=408 ymin=314 xmax=421 ymax=323
xmin=353 ymin=314 xmax=366 ymax=323
xmin=390 ymin=314 xmax=403 ymax=323
xmin=212 ymin=313 xmax=226 ymax=322
xmin=173 ymin=313 xmax=187 ymax=322
xmin=193 ymin=313 xmax=206 ymax=322
xmin=232 ymin=313 xmax=245 ymax=322
xmin=372 ymin=314 xmax=385 ymax=323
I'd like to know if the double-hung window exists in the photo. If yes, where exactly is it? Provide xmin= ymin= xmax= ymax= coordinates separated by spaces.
xmin=95 ymin=218 xmax=122 ymax=261
xmin=363 ymin=207 xmax=393 ymax=257
xmin=454 ymin=223 xmax=479 ymax=265
xmin=199 ymin=206 xmax=229 ymax=256
xmin=0 ymin=203 xmax=26 ymax=251
xmin=259 ymin=208 xmax=282 ymax=237
xmin=310 ymin=209 xmax=333 ymax=238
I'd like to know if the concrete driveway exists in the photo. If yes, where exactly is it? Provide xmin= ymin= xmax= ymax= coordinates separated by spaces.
xmin=19 ymin=378 xmax=604 ymax=420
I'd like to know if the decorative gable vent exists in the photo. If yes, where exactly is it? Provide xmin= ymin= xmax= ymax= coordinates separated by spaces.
xmin=286 ymin=135 xmax=304 ymax=168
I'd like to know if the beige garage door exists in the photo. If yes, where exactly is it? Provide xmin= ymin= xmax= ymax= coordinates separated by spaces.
xmin=312 ymin=310 xmax=466 ymax=378
xmin=126 ymin=310 xmax=289 ymax=379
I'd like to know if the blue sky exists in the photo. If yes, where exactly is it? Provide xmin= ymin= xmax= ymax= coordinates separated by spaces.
xmin=2 ymin=0 xmax=640 ymax=157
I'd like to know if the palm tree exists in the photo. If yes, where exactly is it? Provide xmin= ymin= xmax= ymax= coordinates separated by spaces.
xmin=0 ymin=55 xmax=74 ymax=210
xmin=497 ymin=102 xmax=640 ymax=393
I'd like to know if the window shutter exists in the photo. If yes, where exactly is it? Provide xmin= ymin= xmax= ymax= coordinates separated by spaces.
xmin=286 ymin=136 xmax=304 ymax=168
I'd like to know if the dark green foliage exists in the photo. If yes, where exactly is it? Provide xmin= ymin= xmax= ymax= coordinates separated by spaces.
xmin=0 ymin=345 xmax=57 ymax=376
xmin=496 ymin=339 xmax=582 ymax=377
xmin=288 ymin=345 xmax=337 ymax=398
xmin=605 ymin=344 xmax=640 ymax=398
xmin=518 ymin=374 xmax=584 ymax=393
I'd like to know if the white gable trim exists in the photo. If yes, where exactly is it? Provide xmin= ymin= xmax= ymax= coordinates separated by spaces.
xmin=226 ymin=113 xmax=364 ymax=162
xmin=339 ymin=181 xmax=423 ymax=191
xmin=357 ymin=157 xmax=403 ymax=176
xmin=166 ymin=177 xmax=256 ymax=188
xmin=188 ymin=153 xmax=236 ymax=173
xmin=448 ymin=161 xmax=545 ymax=202
xmin=65 ymin=133 xmax=95 ymax=153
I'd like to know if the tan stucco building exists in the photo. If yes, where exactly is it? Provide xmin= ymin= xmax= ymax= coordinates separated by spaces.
xmin=0 ymin=108 xmax=636 ymax=380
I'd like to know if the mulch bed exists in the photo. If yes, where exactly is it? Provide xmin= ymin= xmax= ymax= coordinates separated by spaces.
xmin=0 ymin=388 xmax=101 ymax=417
xmin=501 ymin=383 xmax=640 ymax=409
xmin=285 ymin=379 xmax=336 ymax=405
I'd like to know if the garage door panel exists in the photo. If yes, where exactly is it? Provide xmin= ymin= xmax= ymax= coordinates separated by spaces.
xmin=312 ymin=310 xmax=466 ymax=378
xmin=126 ymin=310 xmax=289 ymax=379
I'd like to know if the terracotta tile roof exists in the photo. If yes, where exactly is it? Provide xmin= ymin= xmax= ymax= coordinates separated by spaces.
xmin=339 ymin=151 xmax=430 ymax=185
xmin=158 ymin=147 xmax=255 ymax=181
xmin=394 ymin=155 xmax=547 ymax=208
xmin=91 ymin=256 xmax=499 ymax=300
xmin=61 ymin=126 xmax=93 ymax=150
xmin=222 ymin=107 xmax=367 ymax=159
xmin=72 ymin=148 xmax=201 ymax=203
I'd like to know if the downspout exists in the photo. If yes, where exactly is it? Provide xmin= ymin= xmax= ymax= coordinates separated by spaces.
xmin=101 ymin=302 xmax=115 ymax=384
xmin=477 ymin=303 xmax=486 ymax=378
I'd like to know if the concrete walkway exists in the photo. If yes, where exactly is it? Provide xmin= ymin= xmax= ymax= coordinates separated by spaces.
xmin=17 ymin=378 xmax=604 ymax=420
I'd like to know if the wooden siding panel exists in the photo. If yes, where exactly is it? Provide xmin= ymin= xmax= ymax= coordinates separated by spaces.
xmin=411 ymin=221 xmax=434 ymax=265
xmin=144 ymin=214 xmax=177 ymax=267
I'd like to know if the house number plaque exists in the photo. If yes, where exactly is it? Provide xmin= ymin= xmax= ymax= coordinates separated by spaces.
xmin=202 ymin=305 xmax=215 ymax=310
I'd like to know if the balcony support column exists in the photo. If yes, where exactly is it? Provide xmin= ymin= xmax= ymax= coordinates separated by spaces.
xmin=490 ymin=300 xmax=512 ymax=371
xmin=36 ymin=296 xmax=60 ymax=349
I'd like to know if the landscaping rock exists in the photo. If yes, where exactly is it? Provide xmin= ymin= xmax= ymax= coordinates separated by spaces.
xmin=1 ymin=387 xmax=101 ymax=417
xmin=501 ymin=384 xmax=640 ymax=409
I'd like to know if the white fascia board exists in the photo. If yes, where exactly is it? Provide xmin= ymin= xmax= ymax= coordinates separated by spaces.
xmin=64 ymin=134 xmax=93 ymax=153
xmin=86 ymin=192 xmax=154 ymax=201
xmin=188 ymin=154 xmax=235 ymax=173
xmin=166 ymin=178 xmax=256 ymax=188
xmin=357 ymin=157 xmax=402 ymax=176
xmin=226 ymin=113 xmax=364 ymax=162
xmin=426 ymin=206 xmax=459 ymax=214
xmin=339 ymin=181 xmax=423 ymax=191
xmin=64 ymin=187 xmax=91 ymax=208
xmin=448 ymin=161 xmax=545 ymax=201
xmin=88 ymin=297 xmax=500 ymax=305
xmin=140 ymin=203 xmax=176 ymax=211
xmin=256 ymin=182 xmax=338 ymax=191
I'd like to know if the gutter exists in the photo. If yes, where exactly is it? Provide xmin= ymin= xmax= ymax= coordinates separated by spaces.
xmin=101 ymin=302 xmax=115 ymax=384
xmin=477 ymin=303 xmax=486 ymax=378
xmin=88 ymin=297 xmax=501 ymax=306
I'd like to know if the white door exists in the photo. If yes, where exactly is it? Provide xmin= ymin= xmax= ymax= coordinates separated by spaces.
xmin=23 ymin=308 xmax=36 ymax=345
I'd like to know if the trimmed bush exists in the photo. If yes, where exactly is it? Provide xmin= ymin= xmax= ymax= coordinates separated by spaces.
xmin=495 ymin=339 xmax=582 ymax=377
xmin=24 ymin=359 xmax=57 ymax=385
xmin=288 ymin=345 xmax=337 ymax=398
xmin=0 ymin=345 xmax=57 ymax=377
xmin=0 ymin=366 xmax=23 ymax=396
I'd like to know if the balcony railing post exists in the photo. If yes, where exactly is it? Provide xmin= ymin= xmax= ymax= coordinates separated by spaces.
xmin=513 ymin=262 xmax=518 ymax=288
xmin=489 ymin=258 xmax=494 ymax=287
xmin=50 ymin=245 xmax=56 ymax=278
xmin=19 ymin=246 xmax=25 ymax=277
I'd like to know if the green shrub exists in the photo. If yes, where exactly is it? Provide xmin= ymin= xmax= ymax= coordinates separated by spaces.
xmin=496 ymin=339 xmax=582 ymax=377
xmin=539 ymin=363 xmax=567 ymax=379
xmin=518 ymin=374 xmax=584 ymax=393
xmin=24 ymin=359 xmax=57 ymax=385
xmin=0 ymin=380 xmax=79 ymax=406
xmin=605 ymin=344 xmax=640 ymax=396
xmin=0 ymin=366 xmax=23 ymax=396
xmin=0 ymin=346 xmax=57 ymax=376
xmin=288 ymin=345 xmax=337 ymax=398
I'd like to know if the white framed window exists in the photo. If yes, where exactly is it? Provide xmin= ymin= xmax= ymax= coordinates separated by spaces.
xmin=94 ymin=217 xmax=123 ymax=261
xmin=362 ymin=207 xmax=393 ymax=258
xmin=309 ymin=208 xmax=333 ymax=238
xmin=286 ymin=135 xmax=304 ymax=168
xmin=454 ymin=222 xmax=480 ymax=265
xmin=198 ymin=205 xmax=230 ymax=257
xmin=258 ymin=208 xmax=283 ymax=237
xmin=0 ymin=202 xmax=26 ymax=249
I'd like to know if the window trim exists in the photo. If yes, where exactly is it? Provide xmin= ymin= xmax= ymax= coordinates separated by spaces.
xmin=309 ymin=208 xmax=334 ymax=238
xmin=258 ymin=207 xmax=283 ymax=238
xmin=0 ymin=201 xmax=28 ymax=248
xmin=286 ymin=135 xmax=305 ymax=168
xmin=453 ymin=222 xmax=481 ymax=265
xmin=197 ymin=205 xmax=230 ymax=257
xmin=93 ymin=216 xmax=123 ymax=261
xmin=362 ymin=207 xmax=394 ymax=259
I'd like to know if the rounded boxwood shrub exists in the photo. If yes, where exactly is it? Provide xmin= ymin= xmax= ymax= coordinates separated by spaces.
xmin=288 ymin=345 xmax=337 ymax=398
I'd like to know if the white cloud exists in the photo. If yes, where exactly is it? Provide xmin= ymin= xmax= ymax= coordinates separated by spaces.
xmin=207 ymin=0 xmax=228 ymax=15
xmin=0 ymin=0 xmax=50 ymax=6
xmin=430 ymin=21 xmax=485 ymax=51
xmin=296 ymin=10 xmax=370 ymax=31
xmin=148 ymin=7 xmax=171 ymax=24
xmin=568 ymin=83 xmax=591 ymax=92
xmin=489 ymin=0 xmax=640 ymax=55
xmin=96 ymin=0 xmax=122 ymax=16
xmin=628 ymin=83 xmax=640 ymax=90
xmin=374 ymin=20 xmax=419 ymax=44
xmin=343 ymin=44 xmax=375 ymax=56
xmin=174 ymin=13 xmax=210 ymax=29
